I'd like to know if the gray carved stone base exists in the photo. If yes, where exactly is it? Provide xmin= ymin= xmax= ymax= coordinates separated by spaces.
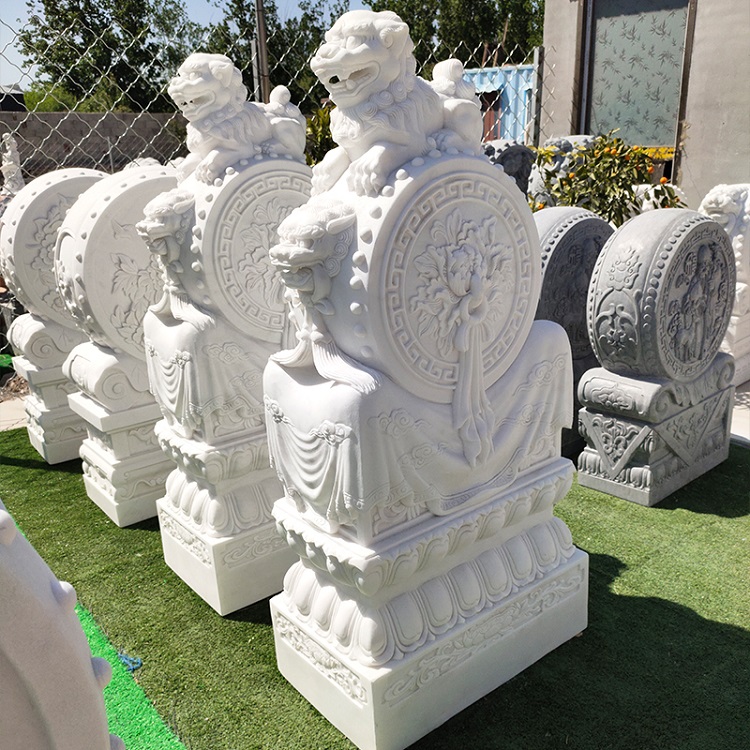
xmin=157 ymin=481 xmax=295 ymax=615
xmin=561 ymin=356 xmax=599 ymax=460
xmin=272 ymin=549 xmax=588 ymax=750
xmin=577 ymin=354 xmax=735 ymax=506
xmin=68 ymin=392 xmax=169 ymax=525
xmin=14 ymin=357 xmax=86 ymax=464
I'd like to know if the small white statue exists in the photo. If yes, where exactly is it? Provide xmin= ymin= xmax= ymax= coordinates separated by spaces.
xmin=168 ymin=53 xmax=306 ymax=183
xmin=699 ymin=183 xmax=750 ymax=385
xmin=309 ymin=10 xmax=483 ymax=196
xmin=0 ymin=133 xmax=25 ymax=196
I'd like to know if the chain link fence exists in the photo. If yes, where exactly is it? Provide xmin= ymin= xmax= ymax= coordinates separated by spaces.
xmin=0 ymin=4 xmax=557 ymax=355
xmin=0 ymin=6 xmax=555 ymax=183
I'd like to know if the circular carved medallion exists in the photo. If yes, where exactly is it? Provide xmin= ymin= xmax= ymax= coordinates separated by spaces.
xmin=534 ymin=207 xmax=613 ymax=360
xmin=189 ymin=161 xmax=312 ymax=341
xmin=0 ymin=169 xmax=105 ymax=326
xmin=588 ymin=209 xmax=735 ymax=382
xmin=56 ymin=165 xmax=177 ymax=358
xmin=341 ymin=156 xmax=540 ymax=404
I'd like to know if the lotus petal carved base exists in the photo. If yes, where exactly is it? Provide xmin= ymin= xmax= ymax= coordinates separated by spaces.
xmin=68 ymin=392 xmax=169 ymax=526
xmin=271 ymin=549 xmax=587 ymax=750
xmin=270 ymin=458 xmax=587 ymax=750
xmin=158 ymin=492 xmax=294 ymax=615
xmin=577 ymin=355 xmax=734 ymax=506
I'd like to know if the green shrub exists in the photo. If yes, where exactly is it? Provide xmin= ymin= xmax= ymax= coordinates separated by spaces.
xmin=305 ymin=104 xmax=335 ymax=166
xmin=533 ymin=131 xmax=684 ymax=226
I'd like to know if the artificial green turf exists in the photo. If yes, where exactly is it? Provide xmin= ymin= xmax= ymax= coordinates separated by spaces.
xmin=1 ymin=426 xmax=748 ymax=749
xmin=77 ymin=605 xmax=186 ymax=750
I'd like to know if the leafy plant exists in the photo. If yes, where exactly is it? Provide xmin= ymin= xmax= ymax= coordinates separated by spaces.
xmin=533 ymin=131 xmax=684 ymax=226
xmin=305 ymin=104 xmax=336 ymax=166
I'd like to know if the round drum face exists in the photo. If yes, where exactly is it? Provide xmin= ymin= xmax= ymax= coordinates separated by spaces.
xmin=193 ymin=162 xmax=312 ymax=340
xmin=588 ymin=210 xmax=735 ymax=382
xmin=534 ymin=207 xmax=613 ymax=360
xmin=361 ymin=158 xmax=541 ymax=404
xmin=0 ymin=169 xmax=105 ymax=326
xmin=56 ymin=166 xmax=177 ymax=357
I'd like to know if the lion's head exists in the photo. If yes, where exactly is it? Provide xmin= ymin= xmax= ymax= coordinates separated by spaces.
xmin=168 ymin=53 xmax=246 ymax=125
xmin=310 ymin=10 xmax=416 ymax=110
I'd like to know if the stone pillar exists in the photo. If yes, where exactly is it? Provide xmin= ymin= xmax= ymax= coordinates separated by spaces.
xmin=139 ymin=52 xmax=310 ymax=614
xmin=0 ymin=169 xmax=104 ymax=463
xmin=578 ymin=209 xmax=736 ymax=505
xmin=263 ymin=12 xmax=588 ymax=749
xmin=534 ymin=206 xmax=614 ymax=456
xmin=698 ymin=184 xmax=750 ymax=386
xmin=56 ymin=165 xmax=178 ymax=526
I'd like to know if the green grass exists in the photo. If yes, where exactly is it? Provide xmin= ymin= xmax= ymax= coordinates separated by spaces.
xmin=77 ymin=605 xmax=186 ymax=749
xmin=1 ymin=426 xmax=749 ymax=749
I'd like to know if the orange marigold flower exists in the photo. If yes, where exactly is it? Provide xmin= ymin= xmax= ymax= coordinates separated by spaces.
xmin=536 ymin=202 xmax=544 ymax=210
xmin=647 ymin=165 xmax=655 ymax=174
xmin=568 ymin=172 xmax=575 ymax=179
xmin=660 ymin=176 xmax=669 ymax=184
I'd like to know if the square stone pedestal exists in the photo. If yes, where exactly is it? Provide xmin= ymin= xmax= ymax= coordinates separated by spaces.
xmin=272 ymin=552 xmax=587 ymax=750
xmin=577 ymin=355 xmax=735 ymax=506
xmin=269 ymin=457 xmax=588 ymax=750
xmin=158 ymin=496 xmax=295 ymax=615
xmin=14 ymin=356 xmax=86 ymax=464
xmin=68 ymin=392 xmax=170 ymax=525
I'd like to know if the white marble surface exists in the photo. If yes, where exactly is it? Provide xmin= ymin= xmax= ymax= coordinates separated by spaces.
xmin=0 ymin=499 xmax=122 ymax=750
xmin=141 ymin=53 xmax=310 ymax=614
xmin=266 ymin=11 xmax=588 ymax=749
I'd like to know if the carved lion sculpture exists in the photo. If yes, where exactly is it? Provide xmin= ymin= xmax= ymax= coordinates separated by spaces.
xmin=168 ymin=53 xmax=306 ymax=183
xmin=309 ymin=10 xmax=482 ymax=196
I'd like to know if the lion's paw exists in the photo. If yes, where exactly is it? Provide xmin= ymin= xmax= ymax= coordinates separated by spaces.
xmin=311 ymin=148 xmax=350 ymax=195
xmin=194 ymin=160 xmax=218 ymax=184
xmin=346 ymin=150 xmax=389 ymax=197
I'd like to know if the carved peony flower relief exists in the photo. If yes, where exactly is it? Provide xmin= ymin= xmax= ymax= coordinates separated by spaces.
xmin=410 ymin=209 xmax=512 ymax=357
xmin=30 ymin=199 xmax=73 ymax=310
xmin=110 ymin=252 xmax=163 ymax=347
xmin=237 ymin=198 xmax=288 ymax=308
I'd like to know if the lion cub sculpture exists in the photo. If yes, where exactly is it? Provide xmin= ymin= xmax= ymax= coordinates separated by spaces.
xmin=168 ymin=53 xmax=306 ymax=183
xmin=310 ymin=10 xmax=483 ymax=196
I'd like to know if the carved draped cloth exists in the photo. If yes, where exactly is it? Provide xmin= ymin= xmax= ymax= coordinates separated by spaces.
xmin=263 ymin=320 xmax=572 ymax=541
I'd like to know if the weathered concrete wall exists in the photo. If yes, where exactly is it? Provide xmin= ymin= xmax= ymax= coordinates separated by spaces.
xmin=0 ymin=112 xmax=185 ymax=180
xmin=540 ymin=0 xmax=586 ymax=142
xmin=677 ymin=0 xmax=750 ymax=208
xmin=541 ymin=0 xmax=750 ymax=206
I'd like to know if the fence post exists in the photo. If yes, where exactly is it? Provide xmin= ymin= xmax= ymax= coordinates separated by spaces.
xmin=255 ymin=0 xmax=271 ymax=103
xmin=529 ymin=46 xmax=544 ymax=147
xmin=250 ymin=37 xmax=261 ymax=103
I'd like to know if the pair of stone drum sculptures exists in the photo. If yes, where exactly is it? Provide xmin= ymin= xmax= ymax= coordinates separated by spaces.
xmin=0 ymin=10 xmax=739 ymax=750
